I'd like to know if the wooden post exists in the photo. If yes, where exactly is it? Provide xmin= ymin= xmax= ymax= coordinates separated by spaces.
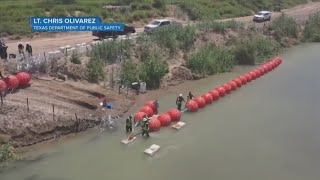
xmin=52 ymin=104 xmax=55 ymax=120
xmin=27 ymin=98 xmax=29 ymax=112
xmin=0 ymin=93 xmax=3 ymax=106
xmin=43 ymin=52 xmax=46 ymax=61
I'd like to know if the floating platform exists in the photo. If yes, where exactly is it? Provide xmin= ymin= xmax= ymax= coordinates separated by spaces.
xmin=144 ymin=144 xmax=160 ymax=156
xmin=172 ymin=122 xmax=186 ymax=130
xmin=121 ymin=136 xmax=136 ymax=144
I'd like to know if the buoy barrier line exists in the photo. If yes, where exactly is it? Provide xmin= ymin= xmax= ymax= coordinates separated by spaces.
xmin=1 ymin=72 xmax=32 ymax=92
xmin=130 ymin=57 xmax=282 ymax=135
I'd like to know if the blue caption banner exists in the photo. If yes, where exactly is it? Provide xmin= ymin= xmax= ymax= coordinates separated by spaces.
xmin=29 ymin=17 xmax=124 ymax=32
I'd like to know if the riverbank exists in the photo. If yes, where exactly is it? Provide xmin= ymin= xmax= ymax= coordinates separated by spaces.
xmin=1 ymin=6 xmax=319 ymax=149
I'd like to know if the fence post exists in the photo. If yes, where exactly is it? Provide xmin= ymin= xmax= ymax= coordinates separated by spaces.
xmin=52 ymin=104 xmax=55 ymax=121
xmin=43 ymin=52 xmax=46 ymax=61
xmin=27 ymin=98 xmax=29 ymax=112
xmin=75 ymin=113 xmax=79 ymax=133
xmin=0 ymin=93 xmax=3 ymax=106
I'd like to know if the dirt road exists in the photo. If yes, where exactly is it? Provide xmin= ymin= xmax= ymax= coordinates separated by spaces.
xmin=4 ymin=2 xmax=320 ymax=55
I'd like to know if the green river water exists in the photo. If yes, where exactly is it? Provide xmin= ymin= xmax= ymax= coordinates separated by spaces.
xmin=1 ymin=43 xmax=320 ymax=180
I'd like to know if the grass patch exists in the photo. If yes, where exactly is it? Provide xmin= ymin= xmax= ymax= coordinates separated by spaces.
xmin=0 ymin=143 xmax=21 ymax=167
xmin=186 ymin=44 xmax=235 ymax=76
xmin=303 ymin=12 xmax=320 ymax=42
xmin=149 ymin=25 xmax=196 ymax=53
xmin=197 ymin=20 xmax=244 ymax=33
xmin=270 ymin=14 xmax=299 ymax=41
xmin=232 ymin=33 xmax=281 ymax=65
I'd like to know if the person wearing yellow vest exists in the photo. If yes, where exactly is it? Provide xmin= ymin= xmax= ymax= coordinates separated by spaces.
xmin=125 ymin=115 xmax=133 ymax=133
xmin=141 ymin=117 xmax=150 ymax=138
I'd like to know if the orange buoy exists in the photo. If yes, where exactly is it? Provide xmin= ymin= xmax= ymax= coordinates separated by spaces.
xmin=244 ymin=73 xmax=252 ymax=82
xmin=4 ymin=75 xmax=19 ymax=90
xmin=194 ymin=96 xmax=206 ymax=108
xmin=222 ymin=83 xmax=232 ymax=94
xmin=134 ymin=112 xmax=147 ymax=123
xmin=216 ymin=86 xmax=226 ymax=97
xmin=157 ymin=113 xmax=172 ymax=126
xmin=249 ymin=71 xmax=257 ymax=80
xmin=167 ymin=108 xmax=181 ymax=121
xmin=0 ymin=80 xmax=6 ymax=93
xmin=253 ymin=69 xmax=261 ymax=78
xmin=257 ymin=67 xmax=265 ymax=75
xmin=209 ymin=89 xmax=220 ymax=101
xmin=263 ymin=65 xmax=269 ymax=73
xmin=16 ymin=72 xmax=31 ymax=86
xmin=149 ymin=117 xmax=161 ymax=132
xmin=228 ymin=81 xmax=237 ymax=90
xmin=139 ymin=106 xmax=154 ymax=117
xmin=239 ymin=75 xmax=247 ymax=85
xmin=144 ymin=100 xmax=156 ymax=111
xmin=202 ymin=93 xmax=213 ymax=104
xmin=185 ymin=100 xmax=198 ymax=112
xmin=234 ymin=78 xmax=242 ymax=87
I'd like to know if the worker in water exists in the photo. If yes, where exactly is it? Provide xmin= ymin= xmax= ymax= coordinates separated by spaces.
xmin=153 ymin=100 xmax=159 ymax=115
xmin=176 ymin=94 xmax=186 ymax=111
xmin=187 ymin=92 xmax=194 ymax=101
xmin=25 ymin=42 xmax=32 ymax=58
xmin=141 ymin=117 xmax=150 ymax=138
xmin=125 ymin=115 xmax=133 ymax=133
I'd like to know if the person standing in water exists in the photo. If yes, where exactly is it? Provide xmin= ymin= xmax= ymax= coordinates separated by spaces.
xmin=176 ymin=94 xmax=186 ymax=111
xmin=187 ymin=92 xmax=194 ymax=101
xmin=125 ymin=115 xmax=133 ymax=133
xmin=153 ymin=100 xmax=159 ymax=115
xmin=141 ymin=115 xmax=150 ymax=138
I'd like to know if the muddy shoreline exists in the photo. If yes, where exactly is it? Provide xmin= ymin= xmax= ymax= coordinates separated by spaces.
xmin=2 ymin=64 xmax=255 ymax=151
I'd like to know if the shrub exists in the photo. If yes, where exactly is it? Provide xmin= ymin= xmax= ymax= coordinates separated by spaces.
xmin=303 ymin=12 xmax=320 ymax=42
xmin=70 ymin=52 xmax=81 ymax=64
xmin=233 ymin=33 xmax=281 ymax=65
xmin=90 ymin=40 xmax=131 ymax=64
xmin=0 ymin=143 xmax=21 ymax=167
xmin=186 ymin=44 xmax=235 ymax=75
xmin=87 ymin=54 xmax=104 ymax=82
xmin=270 ymin=14 xmax=299 ymax=41
xmin=152 ymin=0 xmax=165 ymax=9
xmin=119 ymin=59 xmax=139 ymax=86
xmin=138 ymin=53 xmax=168 ymax=89
xmin=148 ymin=25 xmax=196 ymax=54
xmin=178 ymin=1 xmax=202 ymax=20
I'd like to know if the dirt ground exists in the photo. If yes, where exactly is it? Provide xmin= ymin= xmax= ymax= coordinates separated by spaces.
xmin=1 ymin=2 xmax=320 ymax=147
xmin=0 ymin=77 xmax=135 ymax=147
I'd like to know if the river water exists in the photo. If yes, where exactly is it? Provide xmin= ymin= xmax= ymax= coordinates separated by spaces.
xmin=1 ymin=43 xmax=320 ymax=180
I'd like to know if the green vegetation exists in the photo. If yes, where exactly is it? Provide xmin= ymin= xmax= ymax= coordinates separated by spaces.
xmin=270 ymin=14 xmax=299 ymax=41
xmin=197 ymin=20 xmax=244 ymax=33
xmin=186 ymin=44 xmax=234 ymax=75
xmin=0 ymin=143 xmax=21 ymax=167
xmin=70 ymin=52 xmax=81 ymax=64
xmin=87 ymin=40 xmax=131 ymax=81
xmin=303 ymin=12 xmax=320 ymax=42
xmin=232 ymin=33 xmax=281 ymax=65
xmin=138 ymin=53 xmax=168 ymax=89
xmin=0 ymin=0 xmax=317 ymax=36
xmin=145 ymin=25 xmax=196 ymax=54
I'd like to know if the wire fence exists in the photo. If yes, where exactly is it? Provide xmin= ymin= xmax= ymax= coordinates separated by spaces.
xmin=7 ymin=33 xmax=140 ymax=73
